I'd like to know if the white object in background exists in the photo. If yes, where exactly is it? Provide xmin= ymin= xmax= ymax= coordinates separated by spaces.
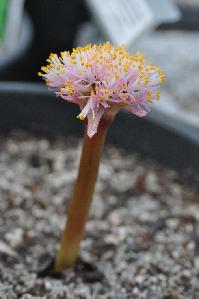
xmin=148 ymin=0 xmax=180 ymax=24
xmin=0 ymin=0 xmax=25 ymax=53
xmin=86 ymin=0 xmax=180 ymax=48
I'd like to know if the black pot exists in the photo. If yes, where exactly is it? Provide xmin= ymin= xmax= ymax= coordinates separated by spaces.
xmin=0 ymin=82 xmax=198 ymax=174
xmin=1 ymin=0 xmax=90 ymax=82
xmin=158 ymin=3 xmax=199 ymax=31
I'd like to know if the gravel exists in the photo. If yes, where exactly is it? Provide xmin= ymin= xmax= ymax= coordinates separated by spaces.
xmin=0 ymin=131 xmax=199 ymax=299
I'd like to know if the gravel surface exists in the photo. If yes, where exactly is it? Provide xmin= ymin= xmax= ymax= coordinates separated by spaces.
xmin=0 ymin=131 xmax=199 ymax=299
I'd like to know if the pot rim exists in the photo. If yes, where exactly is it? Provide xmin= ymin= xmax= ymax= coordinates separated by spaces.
xmin=0 ymin=81 xmax=198 ymax=172
xmin=0 ymin=81 xmax=198 ymax=145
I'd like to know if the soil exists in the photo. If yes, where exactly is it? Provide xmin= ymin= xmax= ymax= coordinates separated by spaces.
xmin=0 ymin=131 xmax=199 ymax=299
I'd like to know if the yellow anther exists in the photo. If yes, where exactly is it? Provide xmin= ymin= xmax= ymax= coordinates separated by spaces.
xmin=138 ymin=72 xmax=144 ymax=79
xmin=77 ymin=115 xmax=85 ymax=120
xmin=41 ymin=66 xmax=48 ymax=72
xmin=85 ymin=62 xmax=92 ymax=68
xmin=156 ymin=91 xmax=161 ymax=100
xmin=144 ymin=76 xmax=150 ymax=85
xmin=138 ymin=65 xmax=143 ymax=71
xmin=147 ymin=98 xmax=153 ymax=104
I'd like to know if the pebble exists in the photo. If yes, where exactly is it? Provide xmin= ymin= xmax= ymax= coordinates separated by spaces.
xmin=0 ymin=240 xmax=17 ymax=257
xmin=5 ymin=228 xmax=24 ymax=248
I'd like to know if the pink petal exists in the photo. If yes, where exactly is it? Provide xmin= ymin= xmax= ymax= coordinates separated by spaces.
xmin=87 ymin=107 xmax=105 ymax=138
xmin=128 ymin=105 xmax=148 ymax=117
xmin=78 ymin=101 xmax=92 ymax=119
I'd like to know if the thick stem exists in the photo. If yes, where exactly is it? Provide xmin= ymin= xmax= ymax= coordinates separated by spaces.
xmin=54 ymin=117 xmax=112 ymax=272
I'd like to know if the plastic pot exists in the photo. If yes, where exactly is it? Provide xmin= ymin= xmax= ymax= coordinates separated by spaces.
xmin=0 ymin=82 xmax=198 ymax=173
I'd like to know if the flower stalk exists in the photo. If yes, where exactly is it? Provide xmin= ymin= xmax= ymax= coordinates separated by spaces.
xmin=54 ymin=116 xmax=112 ymax=272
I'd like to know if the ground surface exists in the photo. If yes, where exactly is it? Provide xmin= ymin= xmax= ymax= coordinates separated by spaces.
xmin=0 ymin=131 xmax=199 ymax=299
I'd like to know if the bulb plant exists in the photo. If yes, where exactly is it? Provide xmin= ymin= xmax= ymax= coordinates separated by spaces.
xmin=39 ymin=42 xmax=164 ymax=272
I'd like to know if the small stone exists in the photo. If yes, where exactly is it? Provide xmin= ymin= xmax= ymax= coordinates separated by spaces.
xmin=108 ymin=211 xmax=122 ymax=226
xmin=47 ymin=286 xmax=69 ymax=299
xmin=166 ymin=218 xmax=179 ymax=229
xmin=5 ymin=228 xmax=24 ymax=248
xmin=135 ymin=275 xmax=145 ymax=284
xmin=0 ymin=240 xmax=17 ymax=257
xmin=44 ymin=280 xmax=52 ymax=290
xmin=145 ymin=171 xmax=161 ymax=193
xmin=132 ymin=287 xmax=140 ymax=295
xmin=181 ymin=269 xmax=191 ymax=278
xmin=21 ymin=295 xmax=43 ymax=299
xmin=194 ymin=257 xmax=199 ymax=270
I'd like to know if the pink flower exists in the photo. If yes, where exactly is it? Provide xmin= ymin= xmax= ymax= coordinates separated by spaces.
xmin=39 ymin=43 xmax=165 ymax=138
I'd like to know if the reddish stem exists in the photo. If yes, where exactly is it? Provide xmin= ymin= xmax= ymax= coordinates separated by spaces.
xmin=54 ymin=116 xmax=112 ymax=272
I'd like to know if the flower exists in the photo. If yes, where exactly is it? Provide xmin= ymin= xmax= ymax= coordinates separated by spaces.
xmin=39 ymin=43 xmax=165 ymax=138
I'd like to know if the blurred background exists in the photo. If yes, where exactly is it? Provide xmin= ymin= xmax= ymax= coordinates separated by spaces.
xmin=0 ymin=0 xmax=198 ymax=131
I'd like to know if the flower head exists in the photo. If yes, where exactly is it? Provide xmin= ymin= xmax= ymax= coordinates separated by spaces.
xmin=39 ymin=43 xmax=165 ymax=138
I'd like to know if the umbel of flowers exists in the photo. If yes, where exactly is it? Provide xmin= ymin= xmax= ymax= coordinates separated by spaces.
xmin=39 ymin=42 xmax=165 ymax=272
